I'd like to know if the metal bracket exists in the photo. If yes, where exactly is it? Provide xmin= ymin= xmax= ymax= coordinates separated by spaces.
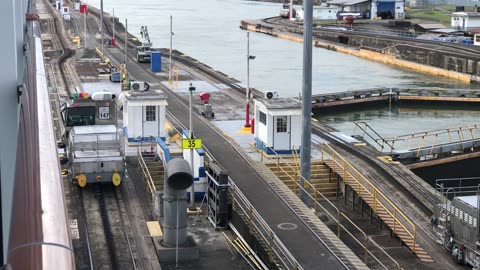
xmin=17 ymin=84 xmax=24 ymax=104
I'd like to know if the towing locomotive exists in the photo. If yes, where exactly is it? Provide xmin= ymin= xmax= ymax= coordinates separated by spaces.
xmin=433 ymin=194 xmax=480 ymax=268
xmin=60 ymin=92 xmax=124 ymax=187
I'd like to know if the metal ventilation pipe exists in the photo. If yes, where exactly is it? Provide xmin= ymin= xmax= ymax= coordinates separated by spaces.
xmin=163 ymin=158 xmax=194 ymax=246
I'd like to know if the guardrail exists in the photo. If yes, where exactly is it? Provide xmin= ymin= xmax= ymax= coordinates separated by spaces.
xmin=353 ymin=121 xmax=396 ymax=153
xmin=383 ymin=123 xmax=480 ymax=157
xmin=137 ymin=150 xmax=157 ymax=199
xmin=267 ymin=147 xmax=402 ymax=269
xmin=321 ymin=143 xmax=417 ymax=254
xmin=229 ymin=179 xmax=303 ymax=270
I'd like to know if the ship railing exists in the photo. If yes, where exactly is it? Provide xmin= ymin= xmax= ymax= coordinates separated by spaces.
xmin=321 ymin=143 xmax=417 ymax=254
xmin=8 ymin=19 xmax=75 ymax=269
xmin=266 ymin=147 xmax=402 ymax=269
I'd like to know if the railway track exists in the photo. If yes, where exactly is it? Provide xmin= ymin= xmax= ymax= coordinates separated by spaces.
xmin=80 ymin=185 xmax=136 ymax=269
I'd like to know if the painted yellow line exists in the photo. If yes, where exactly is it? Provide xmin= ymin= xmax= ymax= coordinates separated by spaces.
xmin=237 ymin=126 xmax=252 ymax=134
xmin=223 ymin=133 xmax=233 ymax=140
xmin=146 ymin=221 xmax=163 ymax=237
xmin=377 ymin=156 xmax=400 ymax=164
xmin=354 ymin=143 xmax=367 ymax=146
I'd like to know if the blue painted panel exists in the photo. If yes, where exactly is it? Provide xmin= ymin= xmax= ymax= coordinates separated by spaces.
xmin=150 ymin=51 xmax=161 ymax=72
xmin=377 ymin=2 xmax=395 ymax=12
xmin=156 ymin=137 xmax=171 ymax=162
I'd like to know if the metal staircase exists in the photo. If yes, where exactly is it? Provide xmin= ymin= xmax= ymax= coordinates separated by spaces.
xmin=321 ymin=143 xmax=434 ymax=263
xmin=265 ymin=160 xmax=341 ymax=200
xmin=138 ymin=151 xmax=165 ymax=197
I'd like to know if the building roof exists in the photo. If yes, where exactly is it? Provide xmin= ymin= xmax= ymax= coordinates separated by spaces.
xmin=254 ymin=98 xmax=302 ymax=111
xmin=452 ymin=12 xmax=480 ymax=17
xmin=327 ymin=0 xmax=369 ymax=6
xmin=125 ymin=89 xmax=168 ymax=100
xmin=417 ymin=23 xmax=447 ymax=30
xmin=427 ymin=28 xmax=463 ymax=34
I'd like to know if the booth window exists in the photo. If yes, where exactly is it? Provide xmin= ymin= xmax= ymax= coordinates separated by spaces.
xmin=276 ymin=116 xmax=287 ymax=133
xmin=259 ymin=111 xmax=267 ymax=125
xmin=146 ymin=106 xmax=156 ymax=121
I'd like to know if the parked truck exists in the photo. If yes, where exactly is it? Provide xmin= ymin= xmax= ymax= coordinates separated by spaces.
xmin=136 ymin=26 xmax=152 ymax=63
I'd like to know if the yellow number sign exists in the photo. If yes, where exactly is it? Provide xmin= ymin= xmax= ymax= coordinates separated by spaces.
xmin=182 ymin=138 xmax=202 ymax=149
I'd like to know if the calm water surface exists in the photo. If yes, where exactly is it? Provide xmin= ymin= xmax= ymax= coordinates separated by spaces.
xmin=89 ymin=0 xmax=474 ymax=97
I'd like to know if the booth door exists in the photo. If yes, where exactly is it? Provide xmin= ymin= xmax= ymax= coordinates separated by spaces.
xmin=143 ymin=105 xmax=159 ymax=137
xmin=273 ymin=116 xmax=290 ymax=150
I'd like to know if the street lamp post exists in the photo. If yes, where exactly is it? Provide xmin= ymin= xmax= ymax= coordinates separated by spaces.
xmin=245 ymin=32 xmax=255 ymax=128
xmin=100 ymin=0 xmax=104 ymax=55
xmin=169 ymin=15 xmax=173 ymax=83
xmin=188 ymin=83 xmax=196 ymax=208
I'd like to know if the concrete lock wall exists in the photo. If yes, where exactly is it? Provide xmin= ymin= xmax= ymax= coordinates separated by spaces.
xmin=243 ymin=21 xmax=480 ymax=83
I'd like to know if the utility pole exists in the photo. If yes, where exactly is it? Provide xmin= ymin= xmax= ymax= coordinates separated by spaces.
xmin=125 ymin=19 xmax=128 ymax=70
xmin=112 ymin=8 xmax=115 ymax=44
xmin=300 ymin=0 xmax=312 ymax=205
xmin=289 ymin=0 xmax=293 ymax=20
xmin=188 ymin=83 xmax=196 ymax=209
xmin=84 ymin=0 xmax=87 ymax=48
xmin=169 ymin=15 xmax=173 ymax=83
xmin=100 ymin=0 xmax=104 ymax=55
xmin=245 ymin=32 xmax=255 ymax=128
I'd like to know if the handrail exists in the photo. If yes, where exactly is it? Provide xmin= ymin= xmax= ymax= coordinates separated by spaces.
xmin=267 ymin=147 xmax=318 ymax=206
xmin=266 ymin=146 xmax=402 ymax=269
xmin=353 ymin=121 xmax=395 ymax=152
xmin=137 ymin=151 xmax=157 ymax=198
xmin=229 ymin=180 xmax=303 ymax=270
xmin=321 ymin=143 xmax=417 ymax=254
xmin=322 ymin=144 xmax=417 ymax=253
xmin=383 ymin=123 xmax=480 ymax=156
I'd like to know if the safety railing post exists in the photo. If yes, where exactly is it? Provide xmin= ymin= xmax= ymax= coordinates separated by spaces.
xmin=364 ymin=235 xmax=369 ymax=265
xmin=337 ymin=211 xmax=341 ymax=238
xmin=231 ymin=185 xmax=236 ymax=211
xmin=373 ymin=190 xmax=377 ymax=213
xmin=248 ymin=206 xmax=253 ymax=234
xmin=321 ymin=143 xmax=324 ymax=164
xmin=413 ymin=228 xmax=416 ymax=254
xmin=268 ymin=231 xmax=274 ymax=263
xmin=294 ymin=171 xmax=298 ymax=196
xmin=393 ymin=208 xmax=397 ymax=234
xmin=277 ymin=155 xmax=280 ymax=175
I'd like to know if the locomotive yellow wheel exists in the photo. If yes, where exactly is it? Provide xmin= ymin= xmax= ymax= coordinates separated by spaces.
xmin=77 ymin=174 xmax=87 ymax=188
xmin=112 ymin=173 xmax=122 ymax=187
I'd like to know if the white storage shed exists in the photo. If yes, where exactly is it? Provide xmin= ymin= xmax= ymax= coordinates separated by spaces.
xmin=253 ymin=98 xmax=301 ymax=155
xmin=122 ymin=89 xmax=168 ymax=156
xmin=451 ymin=12 xmax=480 ymax=30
